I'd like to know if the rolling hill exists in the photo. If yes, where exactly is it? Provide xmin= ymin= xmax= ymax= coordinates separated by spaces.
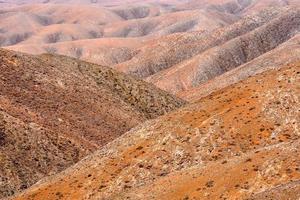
xmin=0 ymin=48 xmax=185 ymax=198
xmin=116 ymin=6 xmax=287 ymax=78
xmin=10 ymin=62 xmax=300 ymax=200
xmin=2 ymin=0 xmax=300 ymax=69
xmin=1 ymin=1 xmax=300 ymax=199
xmin=145 ymin=8 xmax=300 ymax=95
xmin=0 ymin=1 xmax=237 ymax=66
xmin=180 ymin=33 xmax=300 ymax=101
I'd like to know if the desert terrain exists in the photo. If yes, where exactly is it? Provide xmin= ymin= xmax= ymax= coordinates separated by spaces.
xmin=0 ymin=0 xmax=299 ymax=199
xmin=10 ymin=61 xmax=300 ymax=200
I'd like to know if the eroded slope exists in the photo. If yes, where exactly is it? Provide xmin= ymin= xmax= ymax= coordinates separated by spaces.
xmin=115 ymin=7 xmax=286 ymax=78
xmin=146 ymin=7 xmax=300 ymax=95
xmin=0 ymin=48 xmax=185 ymax=198
xmin=180 ymin=33 xmax=300 ymax=101
xmin=12 ymin=63 xmax=300 ymax=200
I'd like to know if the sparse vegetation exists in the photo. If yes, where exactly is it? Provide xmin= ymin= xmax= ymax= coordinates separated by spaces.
xmin=1 ymin=1 xmax=300 ymax=200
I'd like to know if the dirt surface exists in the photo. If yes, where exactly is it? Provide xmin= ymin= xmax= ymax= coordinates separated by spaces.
xmin=179 ymin=33 xmax=300 ymax=101
xmin=1 ymin=1 xmax=300 ymax=199
xmin=0 ymin=48 xmax=185 ymax=198
xmin=144 ymin=8 xmax=300 ymax=96
xmin=11 ymin=63 xmax=299 ymax=200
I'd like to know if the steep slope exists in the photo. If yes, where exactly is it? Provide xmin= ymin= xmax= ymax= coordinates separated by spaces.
xmin=146 ymin=8 xmax=300 ymax=95
xmin=180 ymin=33 xmax=300 ymax=101
xmin=12 ymin=63 xmax=300 ymax=200
xmin=115 ymin=7 xmax=286 ymax=78
xmin=0 ymin=48 xmax=185 ymax=198
xmin=0 ymin=110 xmax=89 ymax=198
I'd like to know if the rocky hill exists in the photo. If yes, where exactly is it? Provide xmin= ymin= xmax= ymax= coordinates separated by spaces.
xmin=1 ymin=1 xmax=300 ymax=200
xmin=180 ymin=33 xmax=300 ymax=101
xmin=146 ymin=8 xmax=300 ymax=95
xmin=11 ymin=63 xmax=300 ymax=200
xmin=116 ymin=7 xmax=286 ymax=78
xmin=0 ymin=48 xmax=185 ymax=198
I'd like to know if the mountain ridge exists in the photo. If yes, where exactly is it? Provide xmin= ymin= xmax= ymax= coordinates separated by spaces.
xmin=10 ymin=62 xmax=300 ymax=200
xmin=0 ymin=48 xmax=185 ymax=198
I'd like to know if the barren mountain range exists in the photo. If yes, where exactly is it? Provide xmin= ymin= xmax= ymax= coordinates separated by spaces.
xmin=0 ymin=0 xmax=300 ymax=199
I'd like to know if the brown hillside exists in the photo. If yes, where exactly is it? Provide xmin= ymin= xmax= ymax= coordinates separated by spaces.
xmin=116 ymin=7 xmax=286 ymax=78
xmin=6 ymin=37 xmax=143 ymax=66
xmin=147 ymin=8 xmax=300 ymax=95
xmin=180 ymin=33 xmax=300 ymax=101
xmin=0 ymin=2 xmax=237 ymax=65
xmin=11 ymin=63 xmax=300 ymax=200
xmin=0 ymin=48 xmax=185 ymax=198
xmin=177 ymin=0 xmax=300 ymax=15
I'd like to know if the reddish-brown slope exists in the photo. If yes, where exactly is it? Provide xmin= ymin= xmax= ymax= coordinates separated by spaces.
xmin=124 ymin=141 xmax=300 ymax=200
xmin=0 ymin=109 xmax=89 ymax=198
xmin=0 ymin=48 xmax=185 ymax=198
xmin=12 ymin=63 xmax=300 ymax=200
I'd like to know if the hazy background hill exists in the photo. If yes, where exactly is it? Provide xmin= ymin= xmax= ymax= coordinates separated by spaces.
xmin=1 ymin=0 xmax=299 ymax=68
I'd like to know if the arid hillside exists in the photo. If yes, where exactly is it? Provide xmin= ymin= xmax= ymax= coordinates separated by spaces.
xmin=147 ymin=8 xmax=300 ymax=95
xmin=1 ymin=1 xmax=300 ymax=200
xmin=116 ymin=7 xmax=287 ymax=77
xmin=0 ymin=48 xmax=185 ymax=198
xmin=3 ymin=0 xmax=298 ymax=69
xmin=2 ymin=0 xmax=300 ymax=68
xmin=0 ymin=1 xmax=238 ymax=66
xmin=115 ymin=7 xmax=300 ymax=97
xmin=11 ymin=62 xmax=300 ymax=200
xmin=6 ymin=37 xmax=143 ymax=66
xmin=180 ymin=33 xmax=300 ymax=101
